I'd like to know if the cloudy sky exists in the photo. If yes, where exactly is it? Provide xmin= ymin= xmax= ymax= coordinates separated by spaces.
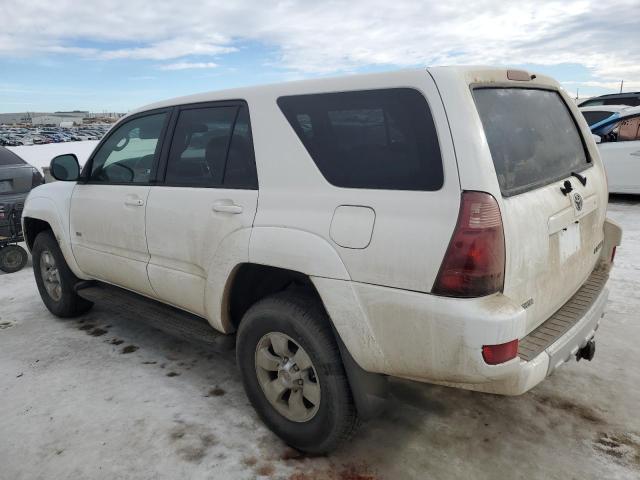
xmin=0 ymin=0 xmax=638 ymax=112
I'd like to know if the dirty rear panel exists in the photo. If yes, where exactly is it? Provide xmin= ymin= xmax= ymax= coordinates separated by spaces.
xmin=429 ymin=67 xmax=608 ymax=333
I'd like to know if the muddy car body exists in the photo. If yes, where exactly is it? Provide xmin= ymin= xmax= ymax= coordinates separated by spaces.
xmin=22 ymin=67 xmax=621 ymax=453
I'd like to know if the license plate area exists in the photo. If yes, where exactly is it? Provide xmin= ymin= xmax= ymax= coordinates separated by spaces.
xmin=559 ymin=221 xmax=581 ymax=262
xmin=0 ymin=180 xmax=12 ymax=193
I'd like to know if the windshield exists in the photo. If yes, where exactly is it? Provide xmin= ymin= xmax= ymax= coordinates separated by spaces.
xmin=474 ymin=88 xmax=589 ymax=196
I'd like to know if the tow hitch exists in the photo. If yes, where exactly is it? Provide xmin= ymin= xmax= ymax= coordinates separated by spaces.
xmin=576 ymin=339 xmax=596 ymax=362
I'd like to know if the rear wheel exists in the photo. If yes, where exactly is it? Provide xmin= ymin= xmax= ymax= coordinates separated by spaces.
xmin=236 ymin=291 xmax=358 ymax=454
xmin=0 ymin=244 xmax=28 ymax=273
xmin=32 ymin=230 xmax=92 ymax=317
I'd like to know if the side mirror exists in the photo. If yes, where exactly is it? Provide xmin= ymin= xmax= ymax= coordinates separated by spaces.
xmin=592 ymin=134 xmax=602 ymax=144
xmin=50 ymin=154 xmax=80 ymax=181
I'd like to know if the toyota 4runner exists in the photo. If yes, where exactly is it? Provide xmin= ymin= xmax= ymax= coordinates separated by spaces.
xmin=22 ymin=67 xmax=622 ymax=453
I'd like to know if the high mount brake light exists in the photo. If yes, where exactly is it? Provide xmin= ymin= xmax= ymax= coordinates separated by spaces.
xmin=432 ymin=191 xmax=505 ymax=298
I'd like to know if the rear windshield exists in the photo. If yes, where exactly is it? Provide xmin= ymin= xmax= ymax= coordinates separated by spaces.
xmin=581 ymin=110 xmax=617 ymax=126
xmin=473 ymin=88 xmax=589 ymax=196
xmin=0 ymin=147 xmax=26 ymax=166
xmin=277 ymin=88 xmax=443 ymax=191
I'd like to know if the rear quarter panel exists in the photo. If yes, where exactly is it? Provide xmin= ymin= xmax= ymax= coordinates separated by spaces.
xmin=248 ymin=70 xmax=461 ymax=292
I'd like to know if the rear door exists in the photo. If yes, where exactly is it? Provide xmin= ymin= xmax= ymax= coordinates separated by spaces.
xmin=70 ymin=110 xmax=170 ymax=297
xmin=145 ymin=102 xmax=258 ymax=317
xmin=597 ymin=114 xmax=640 ymax=193
xmin=473 ymin=87 xmax=607 ymax=332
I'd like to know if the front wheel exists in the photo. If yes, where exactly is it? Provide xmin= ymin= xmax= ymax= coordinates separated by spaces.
xmin=236 ymin=291 xmax=358 ymax=454
xmin=32 ymin=230 xmax=92 ymax=317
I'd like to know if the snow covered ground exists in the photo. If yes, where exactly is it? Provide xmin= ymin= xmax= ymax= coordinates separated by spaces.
xmin=7 ymin=141 xmax=98 ymax=172
xmin=0 ymin=196 xmax=639 ymax=479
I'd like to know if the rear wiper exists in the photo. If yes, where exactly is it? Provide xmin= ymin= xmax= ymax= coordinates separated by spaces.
xmin=571 ymin=171 xmax=587 ymax=186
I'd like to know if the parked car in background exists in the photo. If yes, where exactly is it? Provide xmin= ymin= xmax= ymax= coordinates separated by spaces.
xmin=579 ymin=105 xmax=629 ymax=126
xmin=0 ymin=146 xmax=43 ymax=271
xmin=578 ymin=91 xmax=640 ymax=108
xmin=592 ymin=106 xmax=640 ymax=194
xmin=23 ymin=67 xmax=621 ymax=453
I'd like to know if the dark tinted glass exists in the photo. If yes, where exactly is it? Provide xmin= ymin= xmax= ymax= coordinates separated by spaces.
xmin=166 ymin=106 xmax=237 ymax=186
xmin=473 ymin=88 xmax=588 ymax=196
xmin=581 ymin=111 xmax=617 ymax=126
xmin=0 ymin=146 xmax=26 ymax=166
xmin=604 ymin=97 xmax=640 ymax=106
xmin=224 ymin=106 xmax=258 ymax=188
xmin=90 ymin=113 xmax=167 ymax=183
xmin=277 ymin=88 xmax=443 ymax=190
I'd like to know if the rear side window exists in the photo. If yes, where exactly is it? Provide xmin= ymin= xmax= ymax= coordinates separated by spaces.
xmin=473 ymin=88 xmax=589 ymax=196
xmin=165 ymin=104 xmax=258 ymax=189
xmin=0 ymin=147 xmax=26 ymax=166
xmin=166 ymin=106 xmax=237 ymax=186
xmin=277 ymin=88 xmax=443 ymax=191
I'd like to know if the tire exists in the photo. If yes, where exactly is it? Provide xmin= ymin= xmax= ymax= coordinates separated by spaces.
xmin=236 ymin=291 xmax=358 ymax=454
xmin=32 ymin=230 xmax=92 ymax=317
xmin=0 ymin=245 xmax=28 ymax=273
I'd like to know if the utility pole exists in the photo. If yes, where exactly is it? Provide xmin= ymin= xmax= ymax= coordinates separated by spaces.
xmin=620 ymin=80 xmax=624 ymax=93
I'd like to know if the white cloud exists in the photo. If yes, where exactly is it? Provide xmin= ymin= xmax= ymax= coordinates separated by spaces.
xmin=160 ymin=62 xmax=218 ymax=70
xmin=0 ymin=0 xmax=638 ymax=90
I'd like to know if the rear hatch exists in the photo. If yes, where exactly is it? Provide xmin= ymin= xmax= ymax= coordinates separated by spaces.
xmin=472 ymin=86 xmax=607 ymax=333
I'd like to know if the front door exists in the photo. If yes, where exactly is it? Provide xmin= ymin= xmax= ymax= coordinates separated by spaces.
xmin=145 ymin=103 xmax=259 ymax=317
xmin=70 ymin=110 xmax=170 ymax=297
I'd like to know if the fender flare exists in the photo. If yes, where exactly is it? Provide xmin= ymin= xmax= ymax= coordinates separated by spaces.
xmin=248 ymin=226 xmax=350 ymax=280
xmin=22 ymin=195 xmax=88 ymax=279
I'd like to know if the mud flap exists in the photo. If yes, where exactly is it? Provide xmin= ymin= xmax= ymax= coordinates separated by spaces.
xmin=333 ymin=328 xmax=389 ymax=420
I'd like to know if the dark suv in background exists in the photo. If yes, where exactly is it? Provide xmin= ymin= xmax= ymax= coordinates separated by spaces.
xmin=0 ymin=146 xmax=44 ymax=272
xmin=578 ymin=92 xmax=640 ymax=107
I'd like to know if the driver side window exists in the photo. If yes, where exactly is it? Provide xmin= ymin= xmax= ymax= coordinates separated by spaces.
xmin=90 ymin=112 xmax=167 ymax=183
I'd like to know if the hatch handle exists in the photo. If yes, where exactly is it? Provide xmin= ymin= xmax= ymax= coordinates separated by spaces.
xmin=571 ymin=172 xmax=587 ymax=186
xmin=560 ymin=180 xmax=573 ymax=196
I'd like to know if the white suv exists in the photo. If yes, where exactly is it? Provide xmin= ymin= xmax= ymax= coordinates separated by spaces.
xmin=23 ymin=67 xmax=622 ymax=453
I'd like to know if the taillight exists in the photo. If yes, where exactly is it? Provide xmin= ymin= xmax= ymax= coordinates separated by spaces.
xmin=482 ymin=340 xmax=519 ymax=365
xmin=432 ymin=191 xmax=505 ymax=297
xmin=31 ymin=167 xmax=44 ymax=187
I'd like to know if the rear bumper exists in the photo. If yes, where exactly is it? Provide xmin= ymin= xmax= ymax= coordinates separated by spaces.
xmin=447 ymin=270 xmax=608 ymax=395
xmin=314 ymin=266 xmax=610 ymax=396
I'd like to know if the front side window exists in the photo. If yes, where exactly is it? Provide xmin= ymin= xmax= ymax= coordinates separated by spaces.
xmin=597 ymin=115 xmax=640 ymax=143
xmin=89 ymin=113 xmax=167 ymax=183
xmin=277 ymin=88 xmax=444 ymax=191
xmin=616 ymin=116 xmax=640 ymax=141
xmin=473 ymin=88 xmax=589 ymax=196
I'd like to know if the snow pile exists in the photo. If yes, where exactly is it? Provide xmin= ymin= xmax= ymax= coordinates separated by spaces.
xmin=7 ymin=141 xmax=98 ymax=172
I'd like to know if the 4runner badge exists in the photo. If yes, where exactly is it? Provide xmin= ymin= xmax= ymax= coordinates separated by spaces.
xmin=573 ymin=192 xmax=583 ymax=212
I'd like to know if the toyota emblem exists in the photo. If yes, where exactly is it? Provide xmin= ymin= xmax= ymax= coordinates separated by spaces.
xmin=573 ymin=192 xmax=583 ymax=211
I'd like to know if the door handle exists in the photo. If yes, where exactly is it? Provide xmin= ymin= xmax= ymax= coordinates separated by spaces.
xmin=212 ymin=200 xmax=243 ymax=214
xmin=124 ymin=197 xmax=144 ymax=207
